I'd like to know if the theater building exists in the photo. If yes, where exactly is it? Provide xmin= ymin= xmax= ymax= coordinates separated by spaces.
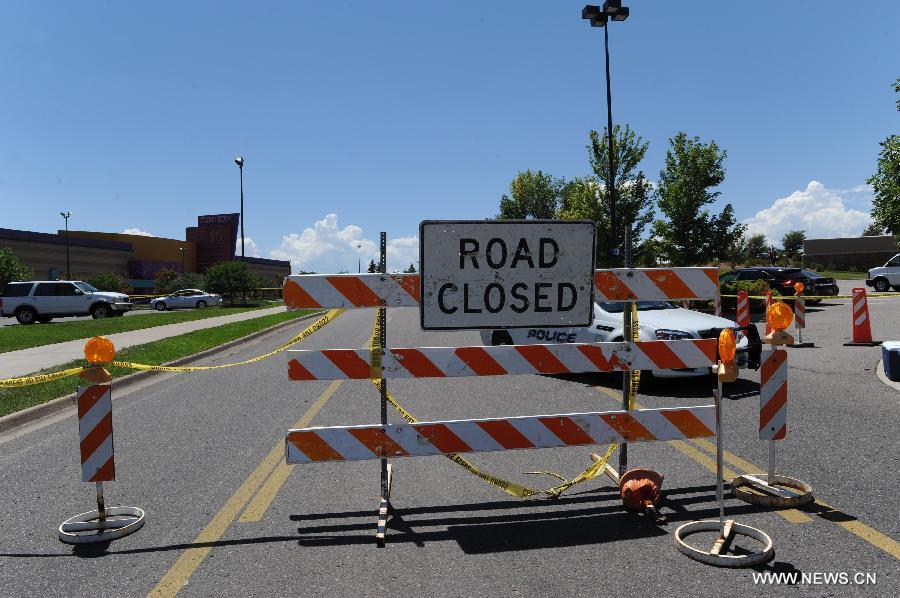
xmin=0 ymin=213 xmax=290 ymax=292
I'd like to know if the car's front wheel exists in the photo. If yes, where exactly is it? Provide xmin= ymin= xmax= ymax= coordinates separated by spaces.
xmin=874 ymin=278 xmax=891 ymax=292
xmin=91 ymin=304 xmax=110 ymax=319
xmin=16 ymin=307 xmax=37 ymax=325
xmin=155 ymin=302 xmax=167 ymax=311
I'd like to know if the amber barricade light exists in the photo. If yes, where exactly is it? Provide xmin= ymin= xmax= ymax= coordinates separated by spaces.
xmin=793 ymin=282 xmax=804 ymax=294
xmin=80 ymin=336 xmax=115 ymax=383
xmin=717 ymin=328 xmax=738 ymax=382
xmin=764 ymin=301 xmax=794 ymax=346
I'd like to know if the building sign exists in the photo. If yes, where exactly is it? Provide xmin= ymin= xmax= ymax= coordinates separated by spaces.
xmin=419 ymin=220 xmax=596 ymax=330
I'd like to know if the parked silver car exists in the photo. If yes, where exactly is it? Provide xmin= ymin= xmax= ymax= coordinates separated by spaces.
xmin=150 ymin=289 xmax=222 ymax=311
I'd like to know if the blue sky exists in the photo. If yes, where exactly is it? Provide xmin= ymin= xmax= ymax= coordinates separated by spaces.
xmin=1 ymin=1 xmax=897 ymax=272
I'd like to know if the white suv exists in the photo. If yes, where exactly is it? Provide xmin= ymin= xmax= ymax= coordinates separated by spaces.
xmin=0 ymin=281 xmax=133 ymax=324
xmin=866 ymin=253 xmax=900 ymax=292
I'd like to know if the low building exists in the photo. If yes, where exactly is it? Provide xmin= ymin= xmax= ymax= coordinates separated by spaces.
xmin=803 ymin=235 xmax=899 ymax=270
xmin=1 ymin=213 xmax=289 ymax=291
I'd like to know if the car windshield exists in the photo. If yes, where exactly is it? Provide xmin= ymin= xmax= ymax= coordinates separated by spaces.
xmin=800 ymin=270 xmax=822 ymax=279
xmin=599 ymin=301 xmax=677 ymax=313
xmin=74 ymin=282 xmax=98 ymax=292
xmin=773 ymin=269 xmax=804 ymax=279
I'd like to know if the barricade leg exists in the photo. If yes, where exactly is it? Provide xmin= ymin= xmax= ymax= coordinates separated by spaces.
xmin=730 ymin=344 xmax=813 ymax=507
xmin=788 ymin=293 xmax=814 ymax=348
xmin=675 ymin=366 xmax=775 ymax=567
xmin=59 ymin=373 xmax=145 ymax=544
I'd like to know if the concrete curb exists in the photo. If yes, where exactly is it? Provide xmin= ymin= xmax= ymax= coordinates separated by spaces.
xmin=875 ymin=359 xmax=900 ymax=393
xmin=0 ymin=310 xmax=323 ymax=434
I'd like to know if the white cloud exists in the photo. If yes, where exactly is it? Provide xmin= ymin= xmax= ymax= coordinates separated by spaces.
xmin=236 ymin=237 xmax=261 ymax=258
xmin=122 ymin=228 xmax=155 ymax=237
xmin=743 ymin=181 xmax=873 ymax=244
xmin=270 ymin=213 xmax=418 ymax=273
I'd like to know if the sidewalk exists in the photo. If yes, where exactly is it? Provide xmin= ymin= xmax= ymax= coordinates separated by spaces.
xmin=0 ymin=306 xmax=288 ymax=379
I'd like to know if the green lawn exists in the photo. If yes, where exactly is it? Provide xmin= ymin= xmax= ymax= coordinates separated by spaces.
xmin=0 ymin=309 xmax=315 ymax=417
xmin=0 ymin=302 xmax=283 ymax=354
xmin=813 ymin=271 xmax=869 ymax=280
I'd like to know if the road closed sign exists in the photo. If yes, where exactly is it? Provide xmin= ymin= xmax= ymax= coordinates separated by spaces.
xmin=419 ymin=220 xmax=596 ymax=330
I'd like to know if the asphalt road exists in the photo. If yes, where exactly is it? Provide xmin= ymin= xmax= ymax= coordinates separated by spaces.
xmin=0 ymin=297 xmax=898 ymax=597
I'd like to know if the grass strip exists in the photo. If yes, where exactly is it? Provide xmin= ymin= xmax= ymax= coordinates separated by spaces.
xmin=0 ymin=302 xmax=283 ymax=354
xmin=0 ymin=309 xmax=312 ymax=418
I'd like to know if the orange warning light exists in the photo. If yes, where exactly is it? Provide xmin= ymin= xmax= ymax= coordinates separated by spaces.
xmin=84 ymin=336 xmax=116 ymax=364
xmin=718 ymin=328 xmax=736 ymax=364
xmin=794 ymin=282 xmax=804 ymax=294
xmin=766 ymin=302 xmax=793 ymax=332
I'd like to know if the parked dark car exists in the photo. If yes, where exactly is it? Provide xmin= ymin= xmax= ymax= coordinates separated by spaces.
xmin=719 ymin=268 xmax=838 ymax=304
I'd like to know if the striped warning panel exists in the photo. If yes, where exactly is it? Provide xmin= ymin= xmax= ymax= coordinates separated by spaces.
xmin=759 ymin=349 xmax=787 ymax=440
xmin=283 ymin=268 xmax=720 ymax=309
xmin=287 ymin=339 xmax=716 ymax=380
xmin=285 ymin=406 xmax=716 ymax=463
xmin=76 ymin=385 xmax=116 ymax=483
xmin=593 ymin=268 xmax=719 ymax=301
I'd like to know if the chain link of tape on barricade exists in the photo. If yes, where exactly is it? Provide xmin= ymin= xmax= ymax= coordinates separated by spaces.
xmin=111 ymin=309 xmax=343 ymax=373
xmin=0 ymin=366 xmax=89 ymax=388
xmin=367 ymin=312 xmax=617 ymax=499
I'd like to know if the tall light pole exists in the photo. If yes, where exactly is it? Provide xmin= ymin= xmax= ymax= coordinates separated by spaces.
xmin=582 ymin=1 xmax=629 ymax=265
xmin=60 ymin=211 xmax=72 ymax=280
xmin=179 ymin=247 xmax=185 ymax=273
xmin=234 ymin=156 xmax=245 ymax=262
xmin=357 ymin=243 xmax=362 ymax=273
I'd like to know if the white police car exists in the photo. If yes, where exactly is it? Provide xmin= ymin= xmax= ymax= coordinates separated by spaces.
xmin=480 ymin=301 xmax=760 ymax=378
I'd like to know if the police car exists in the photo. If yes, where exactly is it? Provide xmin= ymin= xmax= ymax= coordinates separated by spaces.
xmin=480 ymin=301 xmax=761 ymax=378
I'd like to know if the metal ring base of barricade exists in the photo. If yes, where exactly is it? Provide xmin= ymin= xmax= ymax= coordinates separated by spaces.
xmin=58 ymin=506 xmax=145 ymax=544
xmin=843 ymin=341 xmax=882 ymax=347
xmin=730 ymin=474 xmax=813 ymax=508
xmin=787 ymin=341 xmax=815 ymax=348
xmin=674 ymin=519 xmax=774 ymax=567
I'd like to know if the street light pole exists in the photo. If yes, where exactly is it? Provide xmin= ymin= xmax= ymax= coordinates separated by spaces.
xmin=357 ymin=243 xmax=362 ymax=273
xmin=582 ymin=1 xmax=629 ymax=266
xmin=179 ymin=247 xmax=185 ymax=273
xmin=234 ymin=156 xmax=245 ymax=262
xmin=60 ymin=211 xmax=71 ymax=280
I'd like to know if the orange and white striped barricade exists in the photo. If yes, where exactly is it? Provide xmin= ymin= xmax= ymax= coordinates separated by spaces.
xmin=731 ymin=306 xmax=812 ymax=508
xmin=735 ymin=290 xmax=750 ymax=328
xmin=844 ymin=287 xmax=881 ymax=347
xmin=59 ymin=384 xmax=145 ymax=544
xmin=788 ymin=284 xmax=814 ymax=348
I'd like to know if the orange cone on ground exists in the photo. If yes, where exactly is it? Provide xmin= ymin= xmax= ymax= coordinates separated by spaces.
xmin=844 ymin=288 xmax=881 ymax=346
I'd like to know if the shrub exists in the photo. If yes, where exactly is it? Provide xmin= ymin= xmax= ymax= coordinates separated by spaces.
xmin=86 ymin=272 xmax=132 ymax=293
xmin=0 ymin=247 xmax=33 ymax=291
xmin=160 ymin=272 xmax=207 ymax=294
xmin=204 ymin=261 xmax=255 ymax=303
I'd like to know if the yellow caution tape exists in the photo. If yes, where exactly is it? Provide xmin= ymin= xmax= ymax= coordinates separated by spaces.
xmin=368 ymin=312 xmax=617 ymax=499
xmin=627 ymin=302 xmax=640 ymax=409
xmin=113 ymin=309 xmax=343 ymax=372
xmin=720 ymin=293 xmax=897 ymax=300
xmin=0 ymin=366 xmax=89 ymax=388
xmin=1 ymin=309 xmax=342 ymax=389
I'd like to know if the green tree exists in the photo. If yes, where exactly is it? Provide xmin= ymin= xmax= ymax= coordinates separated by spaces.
xmin=155 ymin=267 xmax=178 ymax=292
xmin=366 ymin=259 xmax=378 ymax=273
xmin=0 ymin=247 xmax=33 ymax=290
xmin=558 ymin=125 xmax=656 ymax=266
xmin=204 ymin=261 xmax=254 ymax=303
xmin=497 ymin=170 xmax=565 ymax=219
xmin=87 ymin=272 xmax=132 ymax=293
xmin=868 ymin=80 xmax=900 ymax=234
xmin=861 ymin=222 xmax=884 ymax=236
xmin=781 ymin=230 xmax=806 ymax=259
xmin=160 ymin=272 xmax=207 ymax=293
xmin=734 ymin=233 xmax=770 ymax=266
xmin=652 ymin=132 xmax=741 ymax=265
xmin=403 ymin=263 xmax=416 ymax=273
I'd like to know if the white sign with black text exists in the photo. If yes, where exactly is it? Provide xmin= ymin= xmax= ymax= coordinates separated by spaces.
xmin=419 ymin=220 xmax=596 ymax=330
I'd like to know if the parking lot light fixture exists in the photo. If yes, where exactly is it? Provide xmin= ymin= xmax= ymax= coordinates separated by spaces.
xmin=60 ymin=211 xmax=72 ymax=280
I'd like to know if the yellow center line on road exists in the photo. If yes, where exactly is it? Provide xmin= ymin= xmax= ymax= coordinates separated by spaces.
xmin=239 ymin=380 xmax=342 ymax=522
xmin=148 ymin=380 xmax=343 ymax=598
